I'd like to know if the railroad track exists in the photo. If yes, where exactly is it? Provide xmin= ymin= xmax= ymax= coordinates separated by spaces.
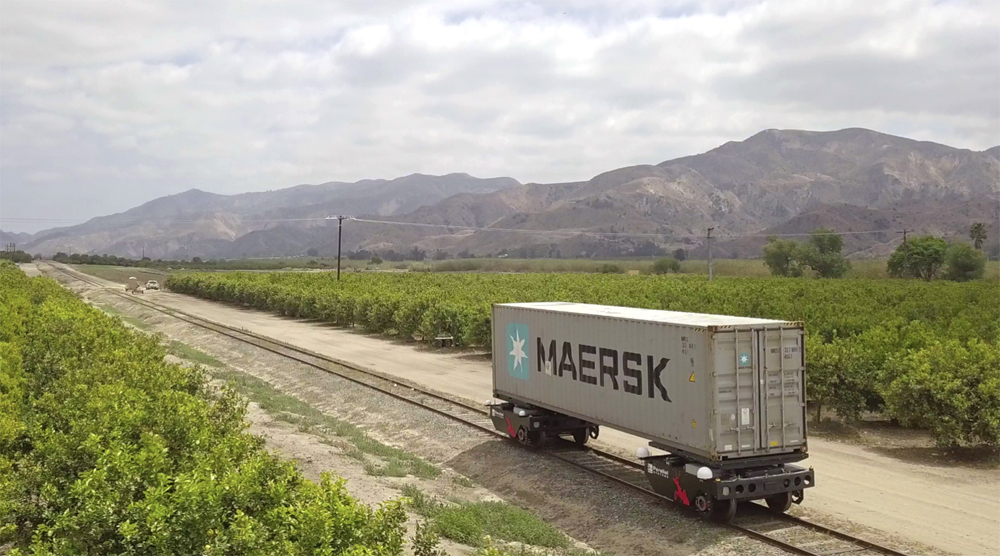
xmin=44 ymin=263 xmax=914 ymax=556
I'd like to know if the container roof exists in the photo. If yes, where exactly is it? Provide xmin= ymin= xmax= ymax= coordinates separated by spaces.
xmin=497 ymin=302 xmax=799 ymax=328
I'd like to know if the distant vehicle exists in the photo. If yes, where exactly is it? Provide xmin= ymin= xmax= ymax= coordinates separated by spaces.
xmin=125 ymin=277 xmax=143 ymax=294
xmin=488 ymin=302 xmax=813 ymax=522
xmin=145 ymin=280 xmax=159 ymax=290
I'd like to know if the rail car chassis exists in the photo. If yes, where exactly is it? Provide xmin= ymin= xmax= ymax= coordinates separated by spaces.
xmin=488 ymin=400 xmax=814 ymax=521
xmin=489 ymin=400 xmax=598 ymax=447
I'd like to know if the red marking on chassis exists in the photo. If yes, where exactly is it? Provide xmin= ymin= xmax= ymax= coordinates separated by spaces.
xmin=672 ymin=476 xmax=690 ymax=505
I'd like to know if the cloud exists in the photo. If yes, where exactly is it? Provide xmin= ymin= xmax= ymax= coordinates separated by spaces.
xmin=1 ymin=0 xmax=997 ymax=233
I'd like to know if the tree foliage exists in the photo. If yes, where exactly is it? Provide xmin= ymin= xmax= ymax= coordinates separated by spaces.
xmin=0 ymin=250 xmax=33 ymax=264
xmin=651 ymin=257 xmax=680 ymax=274
xmin=970 ymin=222 xmax=987 ymax=250
xmin=798 ymin=228 xmax=850 ymax=278
xmin=884 ymin=339 xmax=999 ymax=447
xmin=888 ymin=236 xmax=985 ymax=282
xmin=887 ymin=236 xmax=947 ymax=280
xmin=762 ymin=229 xmax=848 ymax=278
xmin=762 ymin=237 xmax=803 ymax=277
xmin=944 ymin=242 xmax=986 ymax=281
xmin=166 ymin=268 xmax=1000 ymax=445
xmin=0 ymin=261 xmax=407 ymax=554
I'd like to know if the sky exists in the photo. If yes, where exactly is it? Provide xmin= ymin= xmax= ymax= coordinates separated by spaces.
xmin=1 ymin=0 xmax=998 ymax=234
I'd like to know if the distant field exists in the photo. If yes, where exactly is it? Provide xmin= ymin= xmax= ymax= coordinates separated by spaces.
xmin=414 ymin=257 xmax=1000 ymax=279
xmin=69 ymin=256 xmax=1000 ymax=281
xmin=70 ymin=265 xmax=171 ymax=286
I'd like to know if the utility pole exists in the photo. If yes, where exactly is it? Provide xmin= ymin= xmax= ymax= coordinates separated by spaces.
xmin=326 ymin=215 xmax=351 ymax=281
xmin=897 ymin=229 xmax=912 ymax=245
xmin=707 ymin=227 xmax=715 ymax=282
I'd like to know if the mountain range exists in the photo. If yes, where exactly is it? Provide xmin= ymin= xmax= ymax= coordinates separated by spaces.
xmin=7 ymin=128 xmax=999 ymax=260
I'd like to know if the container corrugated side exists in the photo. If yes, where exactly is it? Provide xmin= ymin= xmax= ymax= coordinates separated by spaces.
xmin=492 ymin=303 xmax=807 ymax=462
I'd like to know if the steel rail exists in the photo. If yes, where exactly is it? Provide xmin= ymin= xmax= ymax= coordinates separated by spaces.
xmin=44 ymin=263 xmax=913 ymax=556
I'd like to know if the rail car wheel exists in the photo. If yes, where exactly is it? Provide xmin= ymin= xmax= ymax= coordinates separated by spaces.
xmin=573 ymin=428 xmax=590 ymax=445
xmin=766 ymin=492 xmax=792 ymax=513
xmin=516 ymin=427 xmax=542 ymax=447
xmin=589 ymin=426 xmax=600 ymax=440
xmin=711 ymin=498 xmax=738 ymax=522
xmin=529 ymin=430 xmax=544 ymax=447
xmin=516 ymin=427 xmax=529 ymax=445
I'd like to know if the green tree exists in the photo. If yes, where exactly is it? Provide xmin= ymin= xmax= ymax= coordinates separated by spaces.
xmin=970 ymin=222 xmax=987 ymax=250
xmin=799 ymin=228 xmax=849 ymax=278
xmin=762 ymin=237 xmax=803 ymax=277
xmin=943 ymin=242 xmax=986 ymax=281
xmin=651 ymin=257 xmax=680 ymax=274
xmin=884 ymin=339 xmax=1000 ymax=447
xmin=672 ymin=248 xmax=687 ymax=261
xmin=0 ymin=264 xmax=410 ymax=553
xmin=887 ymin=236 xmax=947 ymax=280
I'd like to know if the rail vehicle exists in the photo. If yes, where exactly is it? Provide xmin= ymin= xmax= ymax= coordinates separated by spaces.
xmin=488 ymin=302 xmax=814 ymax=521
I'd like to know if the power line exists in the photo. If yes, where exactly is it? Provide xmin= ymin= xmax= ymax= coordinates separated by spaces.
xmin=2 ymin=214 xmax=910 ymax=242
xmin=349 ymin=217 xmax=901 ymax=240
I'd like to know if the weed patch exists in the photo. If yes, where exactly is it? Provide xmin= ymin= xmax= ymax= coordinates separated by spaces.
xmin=401 ymin=486 xmax=566 ymax=549
xmin=435 ymin=501 xmax=567 ymax=548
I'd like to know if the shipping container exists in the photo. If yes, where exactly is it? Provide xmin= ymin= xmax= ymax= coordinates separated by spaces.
xmin=491 ymin=302 xmax=808 ymax=463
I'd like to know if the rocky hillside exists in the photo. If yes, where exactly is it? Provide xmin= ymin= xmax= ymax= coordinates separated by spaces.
xmin=22 ymin=174 xmax=517 ymax=259
xmin=333 ymin=128 xmax=999 ymax=258
xmin=20 ymin=128 xmax=1000 ymax=259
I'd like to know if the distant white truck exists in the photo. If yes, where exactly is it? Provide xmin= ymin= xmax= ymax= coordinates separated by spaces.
xmin=145 ymin=280 xmax=159 ymax=290
xmin=125 ymin=277 xmax=144 ymax=294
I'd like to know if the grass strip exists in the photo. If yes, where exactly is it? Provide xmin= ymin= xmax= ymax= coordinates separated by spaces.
xmin=91 ymin=301 xmax=152 ymax=331
xmin=401 ymin=485 xmax=567 ymax=549
xmin=166 ymin=340 xmax=225 ymax=367
xmin=212 ymin=369 xmax=439 ymax=479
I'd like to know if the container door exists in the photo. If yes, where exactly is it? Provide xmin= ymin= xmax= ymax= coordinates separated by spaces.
xmin=756 ymin=328 xmax=806 ymax=451
xmin=715 ymin=329 xmax=760 ymax=456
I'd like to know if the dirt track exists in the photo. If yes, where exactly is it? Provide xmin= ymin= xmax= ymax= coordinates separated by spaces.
xmin=39 ymin=263 xmax=1000 ymax=556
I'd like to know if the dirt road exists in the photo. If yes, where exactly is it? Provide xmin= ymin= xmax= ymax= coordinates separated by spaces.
xmin=18 ymin=262 xmax=42 ymax=277
xmin=47 ymin=263 xmax=1000 ymax=556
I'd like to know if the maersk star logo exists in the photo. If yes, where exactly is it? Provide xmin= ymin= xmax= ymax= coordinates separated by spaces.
xmin=506 ymin=323 xmax=530 ymax=379
xmin=739 ymin=353 xmax=751 ymax=367
xmin=510 ymin=332 xmax=527 ymax=369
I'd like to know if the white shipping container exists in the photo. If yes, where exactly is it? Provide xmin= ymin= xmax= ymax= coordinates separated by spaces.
xmin=492 ymin=302 xmax=808 ymax=462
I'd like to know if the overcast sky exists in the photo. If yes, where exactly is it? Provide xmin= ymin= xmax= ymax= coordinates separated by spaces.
xmin=2 ymin=0 xmax=998 ymax=233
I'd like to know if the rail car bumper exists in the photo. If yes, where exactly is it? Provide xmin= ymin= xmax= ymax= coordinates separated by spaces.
xmin=643 ymin=454 xmax=814 ymax=507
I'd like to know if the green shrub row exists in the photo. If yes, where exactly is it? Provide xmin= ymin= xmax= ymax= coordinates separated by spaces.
xmin=165 ymin=271 xmax=1000 ymax=447
xmin=0 ymin=261 xmax=407 ymax=555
